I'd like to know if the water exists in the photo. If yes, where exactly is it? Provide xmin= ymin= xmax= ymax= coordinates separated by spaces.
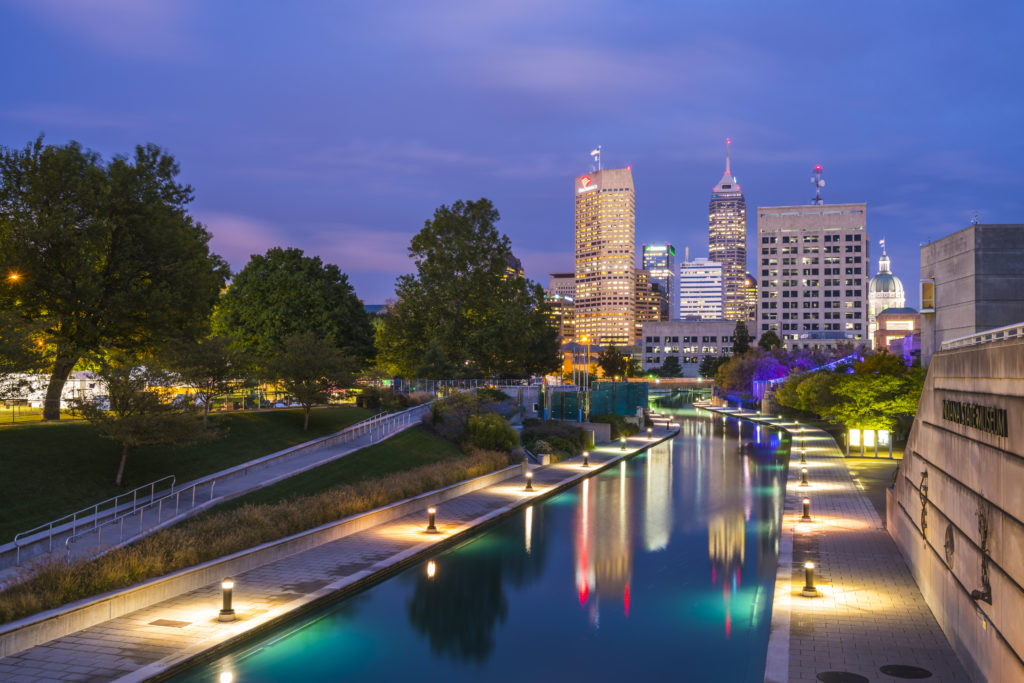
xmin=171 ymin=408 xmax=788 ymax=682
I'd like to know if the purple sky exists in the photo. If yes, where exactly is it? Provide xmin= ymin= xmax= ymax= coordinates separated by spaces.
xmin=3 ymin=1 xmax=1023 ymax=308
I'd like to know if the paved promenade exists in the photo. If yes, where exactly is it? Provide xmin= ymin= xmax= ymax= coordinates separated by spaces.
xmin=705 ymin=407 xmax=969 ymax=683
xmin=0 ymin=423 xmax=676 ymax=682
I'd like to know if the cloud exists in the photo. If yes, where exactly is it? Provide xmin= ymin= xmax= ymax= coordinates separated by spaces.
xmin=3 ymin=103 xmax=139 ymax=130
xmin=10 ymin=0 xmax=194 ymax=60
xmin=198 ymin=211 xmax=286 ymax=272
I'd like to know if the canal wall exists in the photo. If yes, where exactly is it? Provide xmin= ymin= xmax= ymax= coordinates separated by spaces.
xmin=888 ymin=334 xmax=1024 ymax=682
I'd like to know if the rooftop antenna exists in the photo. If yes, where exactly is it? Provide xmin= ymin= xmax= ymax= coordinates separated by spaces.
xmin=725 ymin=138 xmax=731 ymax=175
xmin=971 ymin=211 xmax=980 ymax=225
xmin=811 ymin=164 xmax=825 ymax=205
xmin=590 ymin=146 xmax=602 ymax=171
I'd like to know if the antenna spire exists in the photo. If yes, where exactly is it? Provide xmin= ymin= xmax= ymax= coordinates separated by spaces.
xmin=811 ymin=164 xmax=825 ymax=205
xmin=725 ymin=138 xmax=731 ymax=175
xmin=590 ymin=146 xmax=602 ymax=172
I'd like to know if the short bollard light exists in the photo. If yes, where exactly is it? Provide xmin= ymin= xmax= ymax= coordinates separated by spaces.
xmin=219 ymin=578 xmax=236 ymax=622
xmin=802 ymin=561 xmax=819 ymax=597
xmin=800 ymin=448 xmax=807 ymax=465
xmin=582 ymin=450 xmax=590 ymax=467
xmin=647 ymin=426 xmax=653 ymax=438
xmin=799 ymin=468 xmax=810 ymax=487
xmin=620 ymin=436 xmax=627 ymax=451
xmin=801 ymin=497 xmax=812 ymax=521
xmin=426 ymin=507 xmax=438 ymax=533
xmin=525 ymin=470 xmax=534 ymax=491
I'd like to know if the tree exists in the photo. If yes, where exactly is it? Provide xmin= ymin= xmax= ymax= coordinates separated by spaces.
xmin=161 ymin=335 xmax=245 ymax=427
xmin=73 ymin=358 xmax=213 ymax=486
xmin=758 ymin=330 xmax=782 ymax=350
xmin=732 ymin=321 xmax=751 ymax=356
xmin=699 ymin=354 xmax=728 ymax=379
xmin=375 ymin=199 xmax=559 ymax=378
xmin=265 ymin=333 xmax=356 ymax=431
xmin=214 ymin=247 xmax=374 ymax=364
xmin=0 ymin=137 xmax=229 ymax=420
xmin=596 ymin=345 xmax=629 ymax=379
xmin=658 ymin=355 xmax=682 ymax=378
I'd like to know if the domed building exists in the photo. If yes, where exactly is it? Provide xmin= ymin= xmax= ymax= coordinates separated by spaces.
xmin=868 ymin=240 xmax=906 ymax=346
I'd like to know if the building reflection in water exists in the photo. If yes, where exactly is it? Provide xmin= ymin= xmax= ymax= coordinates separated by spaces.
xmin=644 ymin=439 xmax=674 ymax=552
xmin=574 ymin=463 xmax=634 ymax=627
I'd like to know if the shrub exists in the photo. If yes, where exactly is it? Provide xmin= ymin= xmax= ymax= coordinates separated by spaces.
xmin=476 ymin=387 xmax=510 ymax=403
xmin=428 ymin=392 xmax=484 ymax=442
xmin=589 ymin=413 xmax=638 ymax=439
xmin=357 ymin=387 xmax=433 ymax=412
xmin=521 ymin=420 xmax=590 ymax=455
xmin=466 ymin=413 xmax=518 ymax=452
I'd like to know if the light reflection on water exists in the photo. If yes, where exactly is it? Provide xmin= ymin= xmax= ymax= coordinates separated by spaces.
xmin=170 ymin=408 xmax=788 ymax=683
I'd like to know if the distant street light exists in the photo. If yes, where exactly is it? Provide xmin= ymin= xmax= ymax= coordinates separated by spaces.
xmin=7 ymin=272 xmax=20 ymax=282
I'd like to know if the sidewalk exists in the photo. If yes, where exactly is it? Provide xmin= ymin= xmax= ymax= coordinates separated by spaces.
xmin=704 ymin=407 xmax=969 ymax=683
xmin=0 ymin=405 xmax=430 ymax=578
xmin=0 ymin=421 xmax=677 ymax=682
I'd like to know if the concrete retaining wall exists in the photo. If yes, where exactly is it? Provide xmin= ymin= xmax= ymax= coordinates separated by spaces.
xmin=889 ymin=336 xmax=1024 ymax=681
xmin=0 ymin=464 xmax=520 ymax=658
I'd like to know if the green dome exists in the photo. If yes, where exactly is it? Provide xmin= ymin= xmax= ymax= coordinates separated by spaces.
xmin=869 ymin=272 xmax=903 ymax=294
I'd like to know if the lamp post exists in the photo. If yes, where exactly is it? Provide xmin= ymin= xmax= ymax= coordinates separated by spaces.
xmin=801 ymin=497 xmax=812 ymax=521
xmin=525 ymin=470 xmax=534 ymax=491
xmin=799 ymin=468 xmax=809 ymax=487
xmin=802 ymin=562 xmax=818 ymax=596
xmin=582 ymin=450 xmax=590 ymax=467
xmin=620 ymin=436 xmax=626 ymax=451
xmin=219 ymin=578 xmax=236 ymax=622
xmin=426 ymin=507 xmax=438 ymax=533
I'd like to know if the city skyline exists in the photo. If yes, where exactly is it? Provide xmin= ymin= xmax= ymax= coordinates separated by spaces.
xmin=1 ymin=2 xmax=1022 ymax=307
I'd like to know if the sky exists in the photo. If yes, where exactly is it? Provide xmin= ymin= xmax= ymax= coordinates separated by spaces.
xmin=2 ymin=1 xmax=1023 ymax=308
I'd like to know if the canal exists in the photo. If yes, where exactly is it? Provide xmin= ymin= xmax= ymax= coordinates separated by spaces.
xmin=171 ymin=408 xmax=789 ymax=682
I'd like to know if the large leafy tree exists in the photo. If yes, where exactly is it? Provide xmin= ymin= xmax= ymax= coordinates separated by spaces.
xmin=376 ymin=199 xmax=559 ymax=378
xmin=0 ymin=137 xmax=229 ymax=420
xmin=213 ymin=247 xmax=374 ymax=364
xmin=596 ymin=345 xmax=629 ymax=379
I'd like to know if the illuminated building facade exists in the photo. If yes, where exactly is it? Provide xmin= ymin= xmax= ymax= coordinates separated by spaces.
xmin=635 ymin=269 xmax=667 ymax=340
xmin=545 ymin=293 xmax=575 ymax=342
xmin=503 ymin=253 xmax=525 ymax=280
xmin=679 ymin=257 xmax=723 ymax=319
xmin=744 ymin=273 xmax=757 ymax=323
xmin=547 ymin=272 xmax=575 ymax=300
xmin=709 ymin=140 xmax=747 ymax=321
xmin=574 ymin=168 xmax=637 ymax=345
xmin=642 ymin=243 xmax=676 ymax=319
xmin=756 ymin=203 xmax=869 ymax=350
xmin=867 ymin=240 xmax=905 ymax=346
xmin=639 ymin=319 xmax=740 ymax=377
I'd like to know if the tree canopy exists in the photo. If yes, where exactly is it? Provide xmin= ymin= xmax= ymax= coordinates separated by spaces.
xmin=265 ymin=332 xmax=356 ymax=431
xmin=596 ymin=345 xmax=630 ymax=379
xmin=376 ymin=199 xmax=559 ymax=378
xmin=731 ymin=320 xmax=751 ymax=356
xmin=758 ymin=330 xmax=782 ymax=350
xmin=0 ymin=137 xmax=229 ymax=419
xmin=214 ymin=247 xmax=374 ymax=364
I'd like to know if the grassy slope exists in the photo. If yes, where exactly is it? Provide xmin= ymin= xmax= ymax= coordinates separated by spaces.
xmin=0 ymin=406 xmax=371 ymax=542
xmin=210 ymin=426 xmax=464 ymax=511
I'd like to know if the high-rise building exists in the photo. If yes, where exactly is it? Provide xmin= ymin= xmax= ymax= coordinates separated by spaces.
xmin=503 ymin=253 xmax=525 ymax=280
xmin=547 ymin=272 xmax=576 ymax=300
xmin=744 ymin=273 xmax=758 ymax=323
xmin=756 ymin=202 xmax=869 ymax=350
xmin=545 ymin=292 xmax=575 ymax=342
xmin=709 ymin=139 xmax=747 ymax=321
xmin=635 ymin=269 xmax=667 ymax=340
xmin=574 ymin=167 xmax=637 ymax=346
xmin=867 ymin=239 xmax=906 ymax=346
xmin=679 ymin=257 xmax=723 ymax=319
xmin=642 ymin=244 xmax=676 ymax=318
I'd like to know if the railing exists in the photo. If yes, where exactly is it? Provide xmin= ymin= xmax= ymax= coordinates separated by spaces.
xmin=940 ymin=321 xmax=1024 ymax=350
xmin=12 ymin=475 xmax=176 ymax=565
xmin=64 ymin=479 xmax=218 ymax=556
xmin=390 ymin=378 xmax=538 ymax=395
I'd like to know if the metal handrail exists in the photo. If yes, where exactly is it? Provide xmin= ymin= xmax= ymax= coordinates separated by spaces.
xmin=13 ymin=475 xmax=177 ymax=563
xmin=940 ymin=321 xmax=1024 ymax=350
xmin=64 ymin=478 xmax=218 ymax=556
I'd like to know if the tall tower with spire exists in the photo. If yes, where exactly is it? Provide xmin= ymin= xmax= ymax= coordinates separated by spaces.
xmin=709 ymin=138 xmax=748 ymax=322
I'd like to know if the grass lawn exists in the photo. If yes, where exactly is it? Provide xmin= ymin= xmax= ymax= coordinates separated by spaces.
xmin=209 ymin=426 xmax=464 ymax=512
xmin=0 ymin=406 xmax=372 ymax=543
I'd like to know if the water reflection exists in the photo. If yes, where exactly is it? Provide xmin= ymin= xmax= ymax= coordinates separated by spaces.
xmin=574 ymin=465 xmax=633 ymax=626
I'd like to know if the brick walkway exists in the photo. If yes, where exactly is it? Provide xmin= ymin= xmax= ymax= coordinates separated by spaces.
xmin=0 ymin=425 xmax=675 ymax=682
xmin=707 ymin=408 xmax=969 ymax=683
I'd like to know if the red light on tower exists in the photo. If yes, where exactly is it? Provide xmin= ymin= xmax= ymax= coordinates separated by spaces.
xmin=626 ymin=165 xmax=631 ymax=171
xmin=814 ymin=164 xmax=822 ymax=173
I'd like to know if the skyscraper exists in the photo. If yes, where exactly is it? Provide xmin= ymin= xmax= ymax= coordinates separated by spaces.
xmin=642 ymin=244 xmax=676 ymax=319
xmin=574 ymin=167 xmax=636 ymax=346
xmin=679 ymin=257 xmax=723 ymax=319
xmin=709 ymin=139 xmax=747 ymax=321
xmin=635 ymin=268 xmax=667 ymax=340
xmin=744 ymin=273 xmax=758 ymax=323
xmin=756 ymin=200 xmax=869 ymax=350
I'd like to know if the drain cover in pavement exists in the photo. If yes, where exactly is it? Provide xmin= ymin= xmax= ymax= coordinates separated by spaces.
xmin=816 ymin=673 xmax=869 ymax=683
xmin=880 ymin=664 xmax=933 ymax=679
